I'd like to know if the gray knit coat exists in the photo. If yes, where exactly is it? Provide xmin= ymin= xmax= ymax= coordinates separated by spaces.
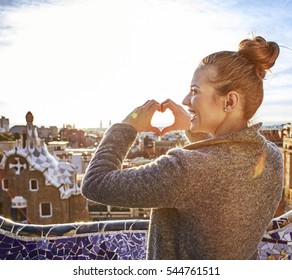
xmin=81 ymin=123 xmax=283 ymax=259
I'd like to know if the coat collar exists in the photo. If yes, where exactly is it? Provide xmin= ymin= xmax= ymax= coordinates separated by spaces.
xmin=183 ymin=123 xmax=264 ymax=150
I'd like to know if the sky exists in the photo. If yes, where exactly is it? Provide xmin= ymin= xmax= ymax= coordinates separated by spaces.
xmin=0 ymin=0 xmax=291 ymax=128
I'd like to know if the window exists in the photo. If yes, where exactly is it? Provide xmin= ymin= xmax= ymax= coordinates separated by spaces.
xmin=29 ymin=179 xmax=39 ymax=191
xmin=11 ymin=207 xmax=27 ymax=223
xmin=0 ymin=202 xmax=3 ymax=215
xmin=11 ymin=196 xmax=27 ymax=223
xmin=1 ymin=178 xmax=9 ymax=191
xmin=40 ymin=202 xmax=52 ymax=218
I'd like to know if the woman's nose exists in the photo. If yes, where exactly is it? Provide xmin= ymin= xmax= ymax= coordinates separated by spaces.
xmin=182 ymin=92 xmax=190 ymax=106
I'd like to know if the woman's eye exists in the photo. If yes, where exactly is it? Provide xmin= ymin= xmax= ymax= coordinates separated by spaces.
xmin=190 ymin=89 xmax=198 ymax=96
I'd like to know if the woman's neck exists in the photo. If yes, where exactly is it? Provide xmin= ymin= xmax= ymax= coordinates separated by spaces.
xmin=213 ymin=118 xmax=248 ymax=137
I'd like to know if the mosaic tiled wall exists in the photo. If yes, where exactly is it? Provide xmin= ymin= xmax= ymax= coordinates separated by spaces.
xmin=0 ymin=217 xmax=148 ymax=260
xmin=258 ymin=212 xmax=292 ymax=260
xmin=1 ymin=211 xmax=292 ymax=260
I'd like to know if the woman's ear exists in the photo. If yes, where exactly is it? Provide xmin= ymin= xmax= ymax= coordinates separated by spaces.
xmin=224 ymin=91 xmax=240 ymax=111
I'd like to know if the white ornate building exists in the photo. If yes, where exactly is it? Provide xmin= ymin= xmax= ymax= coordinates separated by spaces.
xmin=0 ymin=112 xmax=89 ymax=224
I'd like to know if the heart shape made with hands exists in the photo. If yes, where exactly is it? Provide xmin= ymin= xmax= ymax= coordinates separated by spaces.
xmin=150 ymin=108 xmax=175 ymax=132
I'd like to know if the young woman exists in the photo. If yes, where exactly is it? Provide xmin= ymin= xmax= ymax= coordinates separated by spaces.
xmin=82 ymin=36 xmax=283 ymax=259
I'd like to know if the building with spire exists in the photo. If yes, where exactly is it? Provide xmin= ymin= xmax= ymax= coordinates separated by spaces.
xmin=0 ymin=112 xmax=89 ymax=224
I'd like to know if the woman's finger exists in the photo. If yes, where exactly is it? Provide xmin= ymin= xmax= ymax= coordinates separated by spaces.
xmin=160 ymin=99 xmax=173 ymax=112
xmin=149 ymin=125 xmax=161 ymax=136
xmin=142 ymin=100 xmax=151 ymax=106
xmin=148 ymin=100 xmax=161 ymax=114
xmin=161 ymin=124 xmax=175 ymax=136
xmin=161 ymin=99 xmax=182 ymax=113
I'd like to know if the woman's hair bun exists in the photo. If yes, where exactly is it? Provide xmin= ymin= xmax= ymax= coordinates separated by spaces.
xmin=237 ymin=36 xmax=280 ymax=78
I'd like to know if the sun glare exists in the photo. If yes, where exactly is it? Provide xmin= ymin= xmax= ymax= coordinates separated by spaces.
xmin=0 ymin=0 xmax=291 ymax=128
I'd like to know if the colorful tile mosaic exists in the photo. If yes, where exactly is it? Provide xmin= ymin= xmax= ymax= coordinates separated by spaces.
xmin=0 ymin=216 xmax=148 ymax=260
xmin=1 ymin=210 xmax=292 ymax=260
xmin=258 ymin=210 xmax=292 ymax=260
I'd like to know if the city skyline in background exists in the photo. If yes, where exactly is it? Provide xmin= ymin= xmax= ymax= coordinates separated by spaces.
xmin=0 ymin=0 xmax=292 ymax=128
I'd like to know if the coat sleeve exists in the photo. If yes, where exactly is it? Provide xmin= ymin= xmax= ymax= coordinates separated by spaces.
xmin=81 ymin=123 xmax=189 ymax=208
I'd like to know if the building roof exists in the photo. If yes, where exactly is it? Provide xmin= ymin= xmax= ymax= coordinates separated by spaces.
xmin=0 ymin=112 xmax=81 ymax=199
xmin=9 ymin=125 xmax=26 ymax=134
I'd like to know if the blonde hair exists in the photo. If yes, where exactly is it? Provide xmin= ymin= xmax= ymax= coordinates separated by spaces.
xmin=200 ymin=36 xmax=280 ymax=120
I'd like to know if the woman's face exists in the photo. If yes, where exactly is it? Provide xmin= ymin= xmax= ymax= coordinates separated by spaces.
xmin=182 ymin=65 xmax=227 ymax=136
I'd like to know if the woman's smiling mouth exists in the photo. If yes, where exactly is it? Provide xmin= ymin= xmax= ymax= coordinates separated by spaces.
xmin=188 ymin=110 xmax=197 ymax=121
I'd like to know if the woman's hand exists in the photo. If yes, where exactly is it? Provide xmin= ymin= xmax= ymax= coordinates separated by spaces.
xmin=160 ymin=99 xmax=191 ymax=135
xmin=122 ymin=99 xmax=162 ymax=135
